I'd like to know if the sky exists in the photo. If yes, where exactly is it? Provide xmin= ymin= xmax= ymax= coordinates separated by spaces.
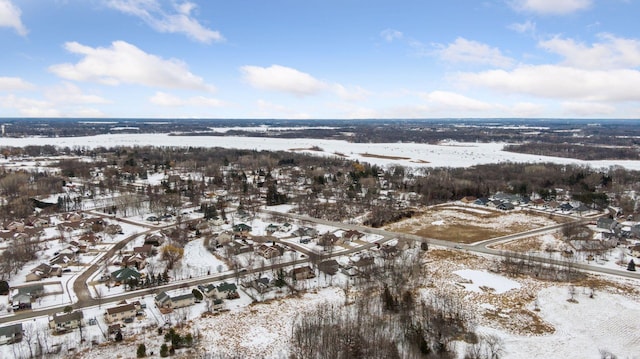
xmin=0 ymin=0 xmax=639 ymax=119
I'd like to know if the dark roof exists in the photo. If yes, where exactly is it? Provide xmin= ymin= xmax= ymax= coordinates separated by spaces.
xmin=171 ymin=293 xmax=195 ymax=302
xmin=106 ymin=303 xmax=136 ymax=315
xmin=52 ymin=311 xmax=83 ymax=324
xmin=0 ymin=323 xmax=22 ymax=338
xmin=217 ymin=282 xmax=237 ymax=293
xmin=111 ymin=267 xmax=141 ymax=281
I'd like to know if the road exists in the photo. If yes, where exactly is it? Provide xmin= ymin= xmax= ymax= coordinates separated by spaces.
xmin=2 ymin=208 xmax=638 ymax=325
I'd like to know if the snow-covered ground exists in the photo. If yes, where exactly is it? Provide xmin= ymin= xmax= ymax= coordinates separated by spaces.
xmin=499 ymin=285 xmax=640 ymax=359
xmin=2 ymin=133 xmax=639 ymax=170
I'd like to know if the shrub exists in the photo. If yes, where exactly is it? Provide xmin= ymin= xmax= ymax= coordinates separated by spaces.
xmin=137 ymin=343 xmax=146 ymax=358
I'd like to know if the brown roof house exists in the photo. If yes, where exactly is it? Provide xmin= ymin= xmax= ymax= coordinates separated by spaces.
xmin=105 ymin=303 xmax=137 ymax=323
xmin=290 ymin=266 xmax=315 ymax=280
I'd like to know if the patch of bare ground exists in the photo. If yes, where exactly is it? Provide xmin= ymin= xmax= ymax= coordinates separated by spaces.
xmin=359 ymin=152 xmax=411 ymax=160
xmin=385 ymin=204 xmax=566 ymax=244
xmin=491 ymin=237 xmax=544 ymax=253
xmin=573 ymin=277 xmax=640 ymax=295
xmin=421 ymin=248 xmax=555 ymax=336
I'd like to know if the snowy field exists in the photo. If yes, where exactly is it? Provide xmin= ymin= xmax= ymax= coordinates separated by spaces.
xmin=2 ymin=133 xmax=640 ymax=170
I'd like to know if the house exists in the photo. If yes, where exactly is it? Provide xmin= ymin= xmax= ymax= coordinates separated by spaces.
xmin=293 ymin=227 xmax=318 ymax=238
xmin=69 ymin=240 xmax=88 ymax=253
xmin=155 ymin=292 xmax=171 ymax=308
xmin=155 ymin=291 xmax=196 ymax=309
xmin=216 ymin=282 xmax=239 ymax=299
xmin=290 ymin=266 xmax=315 ymax=280
xmin=225 ymin=239 xmax=254 ymax=255
xmin=13 ymin=284 xmax=44 ymax=306
xmin=143 ymin=232 xmax=165 ymax=246
xmin=559 ymin=203 xmax=574 ymax=212
xmin=352 ymin=257 xmax=375 ymax=272
xmin=342 ymin=230 xmax=364 ymax=242
xmin=497 ymin=202 xmax=515 ymax=211
xmin=105 ymin=303 xmax=137 ymax=323
xmin=597 ymin=217 xmax=617 ymax=231
xmin=318 ymin=260 xmax=339 ymax=275
xmin=211 ymin=298 xmax=224 ymax=311
xmin=281 ymin=223 xmax=293 ymax=232
xmin=133 ymin=244 xmax=154 ymax=256
xmin=121 ymin=253 xmax=147 ymax=270
xmin=474 ymin=197 xmax=490 ymax=206
xmin=232 ymin=223 xmax=252 ymax=235
xmin=249 ymin=277 xmax=271 ymax=292
xmin=213 ymin=231 xmax=234 ymax=247
xmin=460 ymin=196 xmax=477 ymax=204
xmin=531 ymin=198 xmax=546 ymax=207
xmin=256 ymin=244 xmax=283 ymax=259
xmin=265 ymin=224 xmax=280 ymax=234
xmin=110 ymin=267 xmax=141 ymax=285
xmin=49 ymin=311 xmax=83 ymax=333
xmin=61 ymin=212 xmax=82 ymax=222
xmin=197 ymin=284 xmax=218 ymax=298
xmin=170 ymin=293 xmax=196 ymax=309
xmin=0 ymin=323 xmax=22 ymax=345
xmin=26 ymin=263 xmax=61 ymax=282
xmin=572 ymin=204 xmax=590 ymax=214
xmin=79 ymin=233 xmax=99 ymax=245
xmin=318 ymin=233 xmax=339 ymax=247
xmin=49 ymin=252 xmax=76 ymax=268
xmin=104 ymin=224 xmax=123 ymax=236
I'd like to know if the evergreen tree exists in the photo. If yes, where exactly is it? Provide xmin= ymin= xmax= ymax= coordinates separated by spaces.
xmin=137 ymin=343 xmax=146 ymax=358
xmin=160 ymin=344 xmax=169 ymax=357
xmin=628 ymin=259 xmax=636 ymax=271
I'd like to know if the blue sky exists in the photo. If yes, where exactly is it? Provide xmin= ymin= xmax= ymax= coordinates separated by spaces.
xmin=1 ymin=0 xmax=639 ymax=119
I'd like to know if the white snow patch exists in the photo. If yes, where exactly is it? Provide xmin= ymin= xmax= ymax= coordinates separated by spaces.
xmin=454 ymin=269 xmax=521 ymax=294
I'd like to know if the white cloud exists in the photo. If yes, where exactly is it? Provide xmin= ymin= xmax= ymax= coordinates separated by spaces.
xmin=45 ymin=82 xmax=110 ymax=104
xmin=510 ymin=0 xmax=592 ymax=15
xmin=422 ymin=90 xmax=494 ymax=111
xmin=70 ymin=107 xmax=107 ymax=118
xmin=380 ymin=29 xmax=403 ymax=42
xmin=0 ymin=95 xmax=59 ymax=117
xmin=508 ymin=20 xmax=536 ymax=34
xmin=240 ymin=65 xmax=328 ymax=96
xmin=49 ymin=41 xmax=213 ymax=91
xmin=106 ymin=0 xmax=223 ymax=43
xmin=0 ymin=76 xmax=35 ymax=91
xmin=510 ymin=102 xmax=545 ymax=117
xmin=539 ymin=34 xmax=640 ymax=70
xmin=457 ymin=65 xmax=640 ymax=102
xmin=333 ymin=84 xmax=370 ymax=102
xmin=435 ymin=37 xmax=514 ymax=68
xmin=0 ymin=0 xmax=27 ymax=36
xmin=254 ymin=99 xmax=311 ymax=119
xmin=562 ymin=101 xmax=616 ymax=116
xmin=149 ymin=91 xmax=224 ymax=107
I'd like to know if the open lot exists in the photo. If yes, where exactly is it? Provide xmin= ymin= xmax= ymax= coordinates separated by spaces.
xmin=384 ymin=204 xmax=570 ymax=244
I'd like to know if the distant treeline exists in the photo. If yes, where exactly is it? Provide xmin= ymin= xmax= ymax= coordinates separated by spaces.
xmin=504 ymin=143 xmax=640 ymax=161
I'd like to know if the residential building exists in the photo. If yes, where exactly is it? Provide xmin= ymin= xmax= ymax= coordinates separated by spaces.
xmin=0 ymin=323 xmax=22 ymax=345
xmin=49 ymin=311 xmax=84 ymax=333
xmin=105 ymin=303 xmax=137 ymax=323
